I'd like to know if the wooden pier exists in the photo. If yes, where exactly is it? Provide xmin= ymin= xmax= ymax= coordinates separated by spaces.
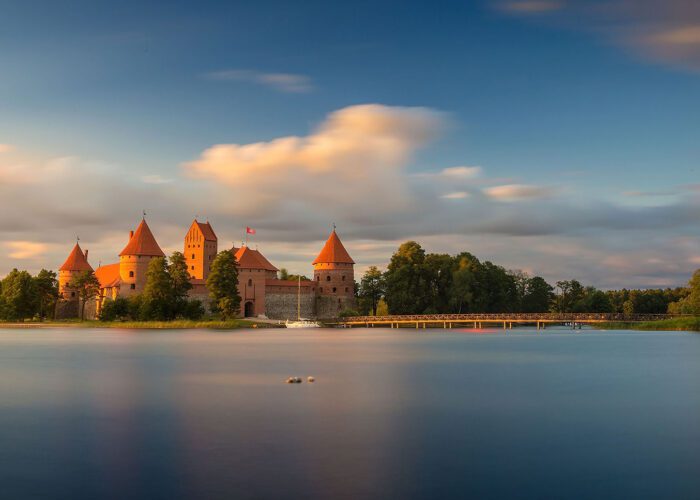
xmin=327 ymin=313 xmax=681 ymax=329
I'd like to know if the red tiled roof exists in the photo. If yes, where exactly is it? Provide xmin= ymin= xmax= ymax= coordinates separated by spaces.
xmin=265 ymin=279 xmax=315 ymax=287
xmin=59 ymin=243 xmax=93 ymax=272
xmin=95 ymin=263 xmax=121 ymax=288
xmin=193 ymin=220 xmax=217 ymax=241
xmin=231 ymin=246 xmax=279 ymax=271
xmin=119 ymin=219 xmax=165 ymax=257
xmin=313 ymin=230 xmax=354 ymax=265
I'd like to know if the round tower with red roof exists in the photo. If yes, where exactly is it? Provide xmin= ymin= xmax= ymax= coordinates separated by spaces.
xmin=313 ymin=228 xmax=355 ymax=315
xmin=119 ymin=217 xmax=165 ymax=296
xmin=58 ymin=242 xmax=93 ymax=299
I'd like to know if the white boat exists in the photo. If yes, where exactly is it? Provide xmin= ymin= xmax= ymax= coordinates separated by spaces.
xmin=285 ymin=319 xmax=320 ymax=328
xmin=285 ymin=276 xmax=321 ymax=328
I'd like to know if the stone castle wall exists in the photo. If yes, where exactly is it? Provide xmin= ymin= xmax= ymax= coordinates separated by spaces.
xmin=315 ymin=295 xmax=356 ymax=319
xmin=55 ymin=299 xmax=79 ymax=320
xmin=266 ymin=290 xmax=315 ymax=320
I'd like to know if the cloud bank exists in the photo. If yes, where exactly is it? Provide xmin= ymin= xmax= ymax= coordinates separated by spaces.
xmin=499 ymin=0 xmax=700 ymax=72
xmin=2 ymin=103 xmax=699 ymax=289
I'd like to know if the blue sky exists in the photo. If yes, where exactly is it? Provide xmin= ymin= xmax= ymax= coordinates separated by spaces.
xmin=1 ymin=0 xmax=699 ymax=288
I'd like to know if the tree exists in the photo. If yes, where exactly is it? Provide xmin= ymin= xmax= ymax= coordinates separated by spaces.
xmin=449 ymin=253 xmax=478 ymax=313
xmin=1 ymin=269 xmax=37 ymax=321
xmin=34 ymin=269 xmax=59 ymax=320
xmin=141 ymin=257 xmax=175 ymax=320
xmin=169 ymin=252 xmax=192 ymax=300
xmin=384 ymin=241 xmax=430 ymax=314
xmin=472 ymin=261 xmax=518 ymax=313
xmin=358 ymin=266 xmax=385 ymax=316
xmin=207 ymin=251 xmax=241 ymax=319
xmin=668 ymin=269 xmax=700 ymax=315
xmin=168 ymin=251 xmax=193 ymax=317
xmin=278 ymin=268 xmax=310 ymax=282
xmin=68 ymin=270 xmax=101 ymax=321
xmin=553 ymin=280 xmax=585 ymax=312
xmin=424 ymin=253 xmax=454 ymax=313
xmin=522 ymin=276 xmax=554 ymax=313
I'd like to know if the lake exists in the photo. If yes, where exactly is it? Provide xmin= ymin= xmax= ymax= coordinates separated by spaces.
xmin=0 ymin=327 xmax=698 ymax=499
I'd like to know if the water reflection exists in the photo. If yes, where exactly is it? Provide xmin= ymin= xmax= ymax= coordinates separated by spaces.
xmin=0 ymin=328 xmax=697 ymax=499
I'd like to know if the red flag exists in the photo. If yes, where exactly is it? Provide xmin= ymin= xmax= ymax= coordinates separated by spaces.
xmin=246 ymin=226 xmax=256 ymax=235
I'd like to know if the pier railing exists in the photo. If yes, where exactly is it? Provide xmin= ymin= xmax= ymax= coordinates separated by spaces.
xmin=327 ymin=313 xmax=683 ymax=327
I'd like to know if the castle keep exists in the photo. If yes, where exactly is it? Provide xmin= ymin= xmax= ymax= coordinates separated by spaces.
xmin=57 ymin=218 xmax=355 ymax=320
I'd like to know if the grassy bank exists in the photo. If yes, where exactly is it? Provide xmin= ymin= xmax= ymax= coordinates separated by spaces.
xmin=1 ymin=319 xmax=283 ymax=329
xmin=598 ymin=317 xmax=700 ymax=332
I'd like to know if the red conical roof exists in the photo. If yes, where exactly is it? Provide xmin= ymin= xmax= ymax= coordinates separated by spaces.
xmin=119 ymin=219 xmax=165 ymax=257
xmin=59 ymin=243 xmax=93 ymax=272
xmin=313 ymin=230 xmax=354 ymax=265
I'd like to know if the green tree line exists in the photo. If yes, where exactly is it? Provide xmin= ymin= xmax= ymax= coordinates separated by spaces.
xmin=355 ymin=241 xmax=700 ymax=316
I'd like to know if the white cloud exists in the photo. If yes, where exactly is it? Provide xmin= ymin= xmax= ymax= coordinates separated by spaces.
xmin=439 ymin=166 xmax=482 ymax=178
xmin=484 ymin=184 xmax=558 ymax=202
xmin=499 ymin=1 xmax=564 ymax=13
xmin=441 ymin=191 xmax=470 ymax=199
xmin=5 ymin=241 xmax=48 ymax=260
xmin=184 ymin=104 xmax=444 ymax=217
xmin=205 ymin=69 xmax=314 ymax=93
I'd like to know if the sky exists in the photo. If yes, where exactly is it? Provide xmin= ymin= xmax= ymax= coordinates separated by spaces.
xmin=1 ymin=0 xmax=699 ymax=288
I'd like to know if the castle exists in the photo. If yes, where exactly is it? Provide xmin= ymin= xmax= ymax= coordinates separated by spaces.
xmin=57 ymin=218 xmax=355 ymax=320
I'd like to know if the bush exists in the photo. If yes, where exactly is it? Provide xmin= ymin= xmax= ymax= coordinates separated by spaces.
xmin=99 ymin=298 xmax=130 ymax=322
xmin=182 ymin=300 xmax=206 ymax=320
xmin=338 ymin=308 xmax=360 ymax=318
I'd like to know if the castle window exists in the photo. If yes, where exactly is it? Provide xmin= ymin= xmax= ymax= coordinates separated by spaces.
xmin=71 ymin=292 xmax=76 ymax=298
xmin=320 ymin=287 xmax=323 ymax=292
xmin=191 ymin=266 xmax=195 ymax=270
xmin=345 ymin=288 xmax=349 ymax=292
xmin=316 ymin=276 xmax=320 ymax=281
xmin=192 ymin=254 xmax=195 ymax=259
xmin=129 ymin=271 xmax=134 ymax=277
xmin=332 ymin=287 xmax=337 ymax=293
xmin=248 ymin=279 xmax=253 ymax=286
xmin=342 ymin=275 xmax=346 ymax=281
xmin=326 ymin=275 xmax=331 ymax=282
xmin=130 ymin=284 xmax=136 ymax=290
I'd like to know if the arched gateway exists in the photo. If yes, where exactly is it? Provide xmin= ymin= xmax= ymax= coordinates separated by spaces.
xmin=244 ymin=301 xmax=255 ymax=318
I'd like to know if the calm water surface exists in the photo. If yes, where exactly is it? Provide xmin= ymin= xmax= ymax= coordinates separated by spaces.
xmin=0 ymin=327 xmax=698 ymax=499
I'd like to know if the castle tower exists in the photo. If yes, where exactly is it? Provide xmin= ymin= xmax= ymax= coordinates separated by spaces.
xmin=118 ymin=218 xmax=165 ymax=296
xmin=313 ymin=228 xmax=355 ymax=315
xmin=58 ymin=242 xmax=93 ymax=299
xmin=184 ymin=219 xmax=218 ymax=280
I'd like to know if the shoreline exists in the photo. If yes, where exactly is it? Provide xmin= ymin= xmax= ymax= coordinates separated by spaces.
xmin=1 ymin=318 xmax=698 ymax=331
xmin=0 ymin=319 xmax=285 ymax=330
